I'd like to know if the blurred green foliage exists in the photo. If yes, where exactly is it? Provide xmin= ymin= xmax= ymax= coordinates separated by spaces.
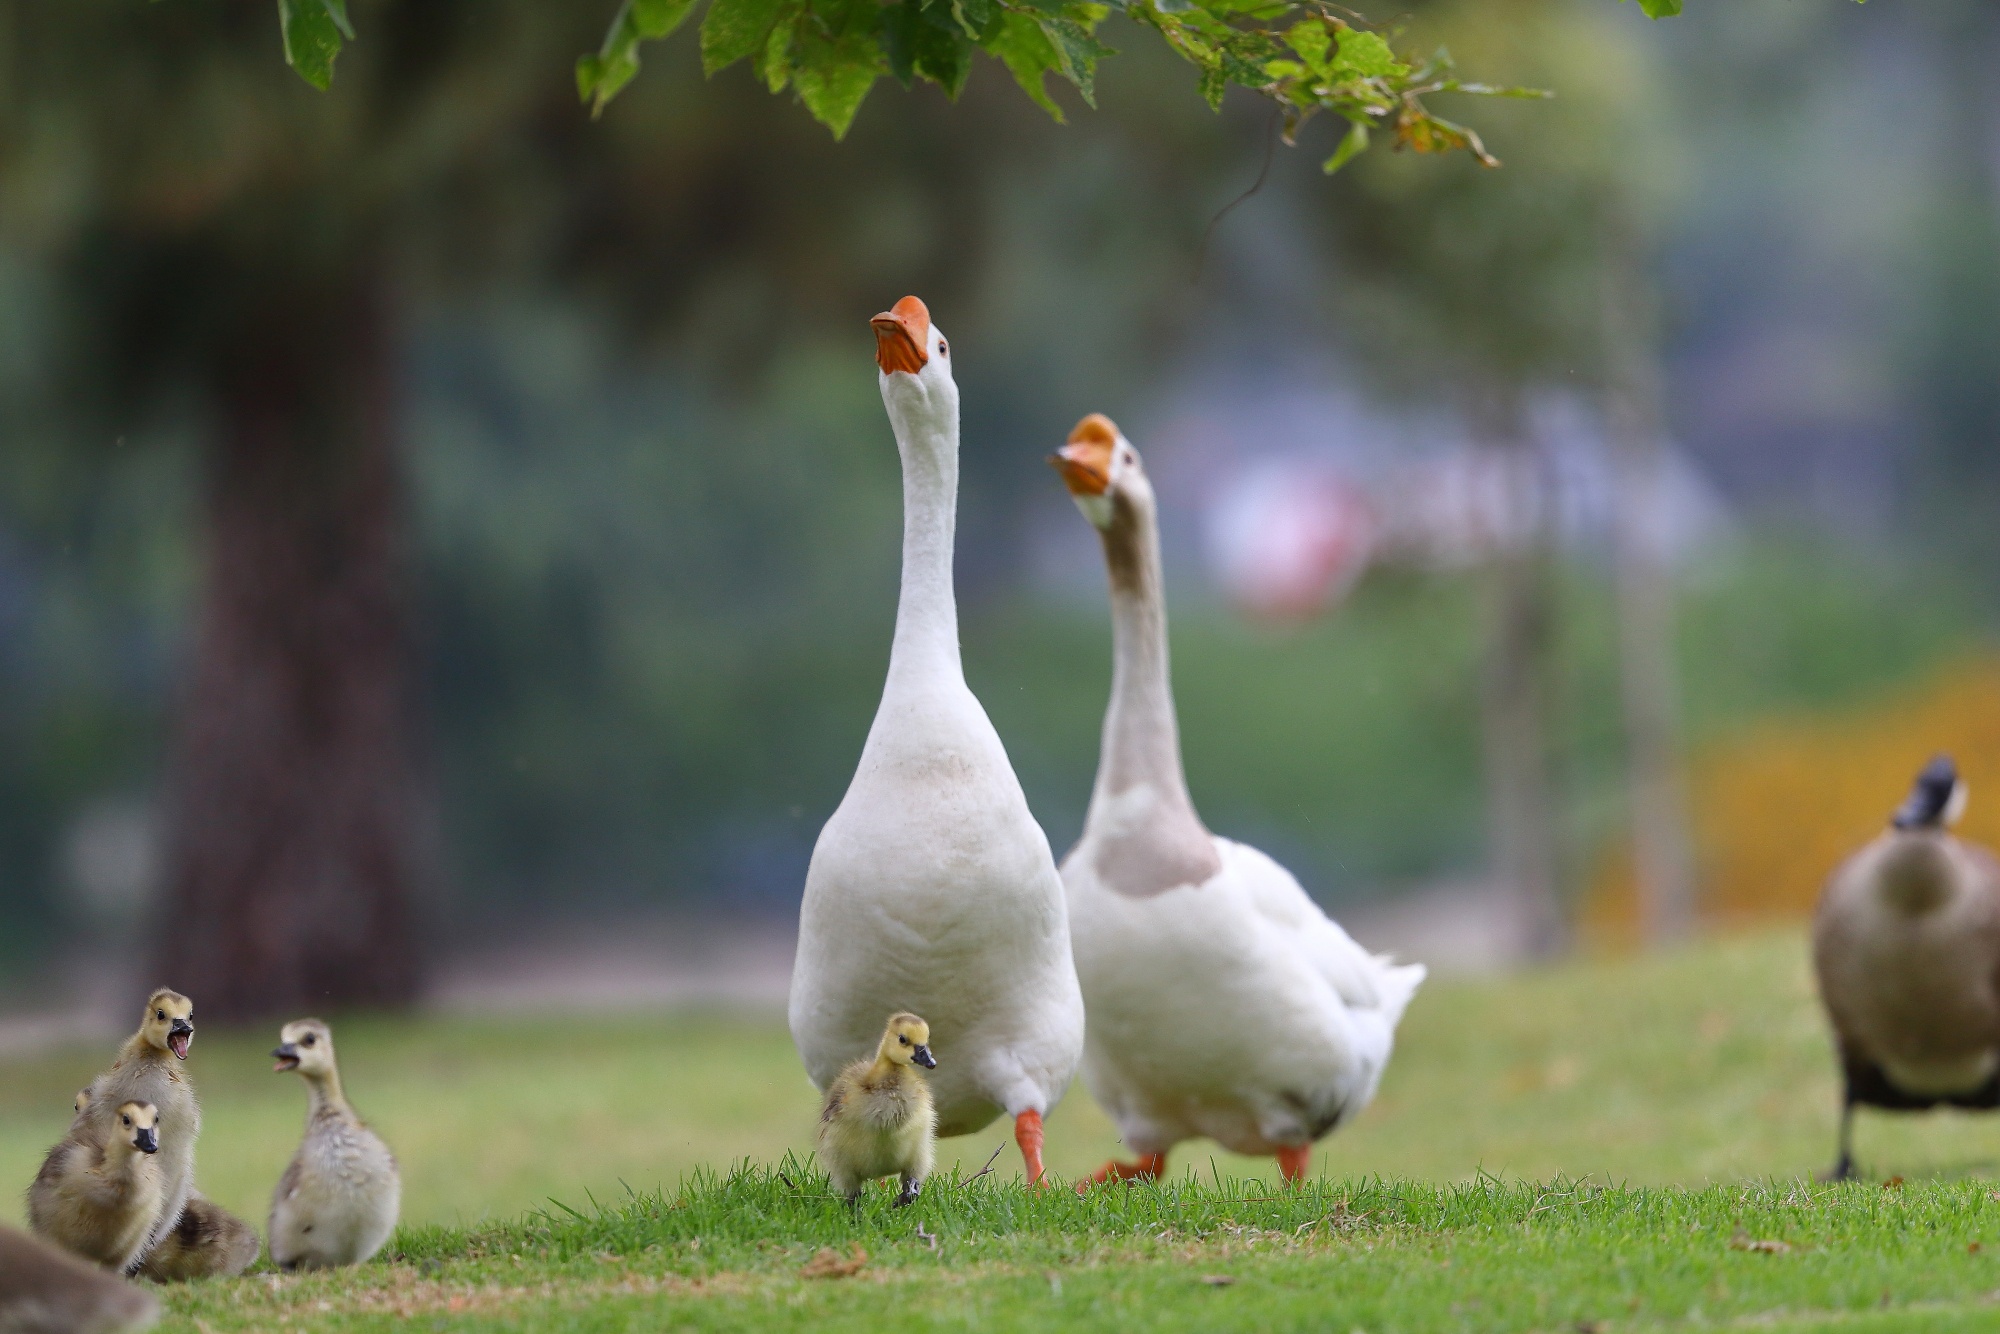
xmin=244 ymin=0 xmax=1549 ymax=167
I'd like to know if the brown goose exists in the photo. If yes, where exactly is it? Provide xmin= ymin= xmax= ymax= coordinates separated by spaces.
xmin=0 ymin=1224 xmax=157 ymax=1333
xmin=1813 ymin=754 xmax=2000 ymax=1179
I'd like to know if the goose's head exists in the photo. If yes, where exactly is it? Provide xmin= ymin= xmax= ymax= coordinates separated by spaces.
xmin=877 ymin=1012 xmax=937 ymax=1070
xmin=871 ymin=296 xmax=957 ymax=434
xmin=1893 ymin=754 xmax=1967 ymax=832
xmin=272 ymin=1018 xmax=336 ymax=1078
xmin=73 ymin=1086 xmax=91 ymax=1117
xmin=116 ymin=1102 xmax=159 ymax=1156
xmin=140 ymin=989 xmax=195 ymax=1060
xmin=1049 ymin=413 xmax=1151 ymax=531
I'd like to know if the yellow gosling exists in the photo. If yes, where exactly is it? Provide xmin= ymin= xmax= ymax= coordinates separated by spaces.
xmin=268 ymin=1018 xmax=400 ymax=1269
xmin=76 ymin=989 xmax=200 ymax=1269
xmin=816 ymin=1013 xmax=937 ymax=1206
xmin=134 ymin=1197 xmax=259 ymax=1281
xmin=28 ymin=1102 xmax=165 ymax=1272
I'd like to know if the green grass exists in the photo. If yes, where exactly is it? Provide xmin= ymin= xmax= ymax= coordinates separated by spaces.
xmin=12 ymin=930 xmax=2000 ymax=1329
xmin=147 ymin=1168 xmax=2000 ymax=1331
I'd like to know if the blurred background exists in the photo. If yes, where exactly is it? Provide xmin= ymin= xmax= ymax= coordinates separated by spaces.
xmin=1 ymin=0 xmax=1997 ymax=1098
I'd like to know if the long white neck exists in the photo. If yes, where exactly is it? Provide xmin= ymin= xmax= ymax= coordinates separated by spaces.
xmin=1091 ymin=491 xmax=1196 ymax=815
xmin=885 ymin=394 xmax=962 ymax=687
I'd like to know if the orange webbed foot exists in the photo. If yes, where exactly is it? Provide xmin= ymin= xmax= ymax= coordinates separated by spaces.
xmin=1275 ymin=1144 xmax=1311 ymax=1185
xmin=1077 ymin=1152 xmax=1167 ymax=1193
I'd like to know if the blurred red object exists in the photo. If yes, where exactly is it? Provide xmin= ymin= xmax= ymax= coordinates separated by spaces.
xmin=1206 ymin=460 xmax=1377 ymax=620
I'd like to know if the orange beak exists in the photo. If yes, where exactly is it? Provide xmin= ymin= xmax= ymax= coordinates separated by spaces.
xmin=1048 ymin=413 xmax=1118 ymax=496
xmin=872 ymin=295 xmax=930 ymax=375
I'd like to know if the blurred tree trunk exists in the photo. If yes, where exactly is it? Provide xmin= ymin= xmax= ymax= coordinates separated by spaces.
xmin=1474 ymin=388 xmax=1567 ymax=959
xmin=156 ymin=268 xmax=426 ymax=1021
xmin=1605 ymin=225 xmax=1697 ymax=946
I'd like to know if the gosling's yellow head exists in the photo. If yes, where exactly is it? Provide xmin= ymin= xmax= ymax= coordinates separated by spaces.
xmin=272 ymin=1018 xmax=336 ymax=1078
xmin=878 ymin=1013 xmax=937 ymax=1070
xmin=140 ymin=988 xmax=195 ymax=1060
xmin=115 ymin=1101 xmax=159 ymax=1155
xmin=73 ymin=1086 xmax=91 ymax=1116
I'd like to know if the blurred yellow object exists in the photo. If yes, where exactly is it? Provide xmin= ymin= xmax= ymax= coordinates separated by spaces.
xmin=1586 ymin=659 xmax=2000 ymax=944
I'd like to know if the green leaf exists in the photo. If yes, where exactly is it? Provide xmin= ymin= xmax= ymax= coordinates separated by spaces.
xmin=578 ymin=0 xmax=703 ymax=114
xmin=791 ymin=55 xmax=878 ymax=137
xmin=1321 ymin=118 xmax=1367 ymax=174
xmin=1284 ymin=19 xmax=1330 ymax=75
xmin=985 ymin=12 xmax=1066 ymax=121
xmin=1197 ymin=62 xmax=1226 ymax=110
xmin=1625 ymin=0 xmax=1682 ymax=15
xmin=756 ymin=18 xmax=795 ymax=92
xmin=1330 ymin=28 xmax=1406 ymax=81
xmin=276 ymin=0 xmax=353 ymax=91
xmin=950 ymin=0 xmax=1000 ymax=42
xmin=883 ymin=0 xmax=972 ymax=94
xmin=701 ymin=0 xmax=790 ymax=75
xmin=1037 ymin=16 xmax=1115 ymax=107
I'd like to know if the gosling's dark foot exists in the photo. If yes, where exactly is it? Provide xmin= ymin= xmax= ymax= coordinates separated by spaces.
xmin=892 ymin=1184 xmax=921 ymax=1208
xmin=1819 ymin=1154 xmax=1857 ymax=1183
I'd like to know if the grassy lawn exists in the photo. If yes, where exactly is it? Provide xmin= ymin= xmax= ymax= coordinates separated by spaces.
xmin=9 ymin=928 xmax=2000 ymax=1329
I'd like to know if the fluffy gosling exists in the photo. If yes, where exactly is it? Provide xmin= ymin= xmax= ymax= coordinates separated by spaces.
xmin=76 ymin=989 xmax=199 ymax=1267
xmin=268 ymin=1019 xmax=400 ymax=1270
xmin=0 ymin=1224 xmax=158 ymax=1334
xmin=27 ymin=1103 xmax=163 ymax=1272
xmin=817 ymin=1013 xmax=937 ymax=1207
xmin=133 ymin=1197 xmax=259 ymax=1282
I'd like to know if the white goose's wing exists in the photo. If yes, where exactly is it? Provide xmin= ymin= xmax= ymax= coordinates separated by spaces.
xmin=1221 ymin=838 xmax=1426 ymax=1026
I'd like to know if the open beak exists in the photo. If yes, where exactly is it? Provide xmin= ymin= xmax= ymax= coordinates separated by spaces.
xmin=168 ymin=1019 xmax=193 ymax=1061
xmin=272 ymin=1043 xmax=300 ymax=1073
xmin=135 ymin=1127 xmax=158 ymax=1155
xmin=871 ymin=295 xmax=930 ymax=375
xmin=1047 ymin=443 xmax=1109 ymax=497
xmin=912 ymin=1044 xmax=937 ymax=1069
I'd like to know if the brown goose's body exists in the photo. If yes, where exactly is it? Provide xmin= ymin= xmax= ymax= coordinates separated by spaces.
xmin=1812 ymin=756 xmax=2000 ymax=1179
xmin=0 ymin=1224 xmax=157 ymax=1334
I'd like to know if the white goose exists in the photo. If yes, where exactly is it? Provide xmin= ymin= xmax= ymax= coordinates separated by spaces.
xmin=1051 ymin=414 xmax=1425 ymax=1186
xmin=790 ymin=296 xmax=1085 ymax=1184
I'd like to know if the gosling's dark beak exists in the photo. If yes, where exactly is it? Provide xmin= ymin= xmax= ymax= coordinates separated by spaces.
xmin=168 ymin=1019 xmax=193 ymax=1061
xmin=912 ymin=1044 xmax=937 ymax=1069
xmin=135 ymin=1126 xmax=158 ymax=1155
xmin=272 ymin=1043 xmax=300 ymax=1073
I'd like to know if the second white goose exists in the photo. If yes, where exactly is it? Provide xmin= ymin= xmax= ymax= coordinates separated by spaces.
xmin=790 ymin=297 xmax=1084 ymax=1185
xmin=1051 ymin=414 xmax=1425 ymax=1187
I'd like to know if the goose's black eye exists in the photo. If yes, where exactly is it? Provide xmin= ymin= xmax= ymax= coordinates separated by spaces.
xmin=155 ymin=1010 xmax=164 ymax=1021
xmin=937 ymin=340 xmax=947 ymax=356
xmin=302 ymin=1034 xmax=316 ymax=1046
xmin=899 ymin=1034 xmax=910 ymax=1044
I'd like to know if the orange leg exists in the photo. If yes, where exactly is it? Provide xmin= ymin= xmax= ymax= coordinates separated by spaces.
xmin=1015 ymin=1109 xmax=1048 ymax=1187
xmin=1077 ymin=1151 xmax=1167 ymax=1194
xmin=1275 ymin=1144 xmax=1311 ymax=1185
